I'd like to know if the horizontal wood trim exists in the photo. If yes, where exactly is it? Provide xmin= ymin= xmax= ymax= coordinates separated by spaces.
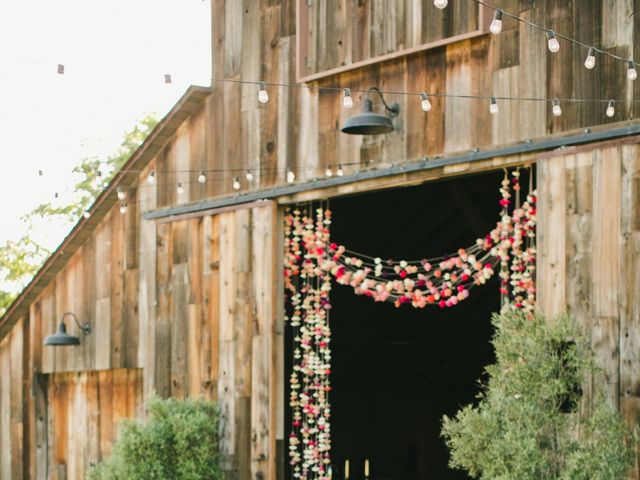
xmin=297 ymin=29 xmax=488 ymax=83
xmin=295 ymin=1 xmax=490 ymax=83
xmin=144 ymin=122 xmax=640 ymax=221
xmin=153 ymin=200 xmax=275 ymax=224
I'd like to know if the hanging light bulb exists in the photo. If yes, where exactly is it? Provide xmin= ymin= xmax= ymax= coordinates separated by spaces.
xmin=325 ymin=167 xmax=333 ymax=177
xmin=245 ymin=170 xmax=254 ymax=181
xmin=232 ymin=177 xmax=241 ymax=190
xmin=258 ymin=82 xmax=269 ymax=103
xmin=343 ymin=88 xmax=353 ymax=109
xmin=147 ymin=170 xmax=156 ymax=184
xmin=286 ymin=169 xmax=295 ymax=183
xmin=489 ymin=96 xmax=499 ymax=114
xmin=117 ymin=187 xmax=126 ymax=201
xmin=606 ymin=99 xmax=615 ymax=118
xmin=336 ymin=165 xmax=344 ymax=177
xmin=119 ymin=203 xmax=128 ymax=214
xmin=546 ymin=30 xmax=560 ymax=53
xmin=490 ymin=10 xmax=503 ymax=35
xmin=177 ymin=183 xmax=184 ymax=194
xmin=198 ymin=171 xmax=206 ymax=184
xmin=552 ymin=98 xmax=562 ymax=117
xmin=627 ymin=61 xmax=638 ymax=80
xmin=419 ymin=92 xmax=432 ymax=112
xmin=584 ymin=47 xmax=596 ymax=69
xmin=433 ymin=0 xmax=448 ymax=9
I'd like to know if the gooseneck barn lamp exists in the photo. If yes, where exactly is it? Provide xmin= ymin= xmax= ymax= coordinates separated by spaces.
xmin=341 ymin=87 xmax=400 ymax=135
xmin=44 ymin=312 xmax=91 ymax=346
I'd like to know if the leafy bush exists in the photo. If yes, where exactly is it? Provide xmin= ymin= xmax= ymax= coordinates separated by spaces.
xmin=441 ymin=311 xmax=637 ymax=480
xmin=88 ymin=396 xmax=224 ymax=480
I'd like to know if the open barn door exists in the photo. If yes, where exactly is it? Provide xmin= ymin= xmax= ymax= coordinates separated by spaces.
xmin=138 ymin=201 xmax=283 ymax=480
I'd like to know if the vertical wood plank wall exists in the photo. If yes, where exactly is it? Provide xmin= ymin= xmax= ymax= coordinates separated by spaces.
xmin=537 ymin=142 xmax=640 ymax=477
xmin=138 ymin=202 xmax=280 ymax=480
xmin=46 ymin=369 xmax=143 ymax=480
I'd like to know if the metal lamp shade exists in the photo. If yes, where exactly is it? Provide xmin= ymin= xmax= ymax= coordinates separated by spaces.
xmin=44 ymin=322 xmax=81 ymax=346
xmin=341 ymin=99 xmax=395 ymax=135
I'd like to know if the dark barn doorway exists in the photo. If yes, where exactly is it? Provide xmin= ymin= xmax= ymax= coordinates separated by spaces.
xmin=285 ymin=170 xmax=515 ymax=479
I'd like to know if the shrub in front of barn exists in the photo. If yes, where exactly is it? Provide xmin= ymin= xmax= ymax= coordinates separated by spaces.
xmin=88 ymin=396 xmax=223 ymax=480
xmin=441 ymin=311 xmax=638 ymax=480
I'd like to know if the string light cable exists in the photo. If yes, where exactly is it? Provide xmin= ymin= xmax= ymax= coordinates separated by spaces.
xmin=466 ymin=0 xmax=638 ymax=74
xmin=216 ymin=77 xmax=635 ymax=114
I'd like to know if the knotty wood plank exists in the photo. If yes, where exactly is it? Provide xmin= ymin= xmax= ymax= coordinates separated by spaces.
xmin=123 ymin=268 xmax=139 ymax=369
xmin=110 ymin=209 xmax=125 ymax=369
xmin=250 ymin=204 xmax=278 ymax=480
xmin=592 ymin=147 xmax=622 ymax=318
xmin=204 ymin=215 xmax=220 ymax=401
xmin=0 ymin=338 xmax=11 ymax=479
xmin=517 ymin=6 xmax=546 ymax=139
xmin=138 ymin=164 xmax=158 ymax=397
xmin=34 ymin=372 xmax=48 ymax=480
xmin=155 ymin=222 xmax=172 ymax=398
xmin=536 ymin=156 xmax=567 ymax=316
xmin=97 ymin=370 xmax=114 ymax=458
xmin=234 ymin=208 xmax=253 ymax=480
xmin=223 ymin=0 xmax=244 ymax=77
xmin=170 ymin=263 xmax=189 ymax=399
xmin=591 ymin=147 xmax=622 ymax=407
xmin=260 ymin=5 xmax=281 ymax=187
xmin=445 ymin=40 xmax=472 ymax=153
xmin=619 ymin=146 xmax=640 ymax=470
xmin=94 ymin=298 xmax=111 ymax=371
xmin=9 ymin=322 xmax=24 ymax=480
xmin=86 ymin=371 xmax=100 ymax=469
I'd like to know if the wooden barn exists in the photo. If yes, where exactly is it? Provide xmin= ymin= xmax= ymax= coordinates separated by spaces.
xmin=1 ymin=1 xmax=640 ymax=479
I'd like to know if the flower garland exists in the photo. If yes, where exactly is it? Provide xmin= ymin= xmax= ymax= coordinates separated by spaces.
xmin=284 ymin=171 xmax=537 ymax=478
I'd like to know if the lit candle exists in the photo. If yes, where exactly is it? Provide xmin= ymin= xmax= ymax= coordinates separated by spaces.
xmin=345 ymin=459 xmax=349 ymax=479
xmin=365 ymin=459 xmax=370 ymax=478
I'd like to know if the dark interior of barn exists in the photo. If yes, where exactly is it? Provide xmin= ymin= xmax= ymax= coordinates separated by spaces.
xmin=285 ymin=170 xmax=525 ymax=479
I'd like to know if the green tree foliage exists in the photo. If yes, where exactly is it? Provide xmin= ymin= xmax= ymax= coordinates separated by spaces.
xmin=0 ymin=115 xmax=158 ymax=316
xmin=87 ymin=397 xmax=224 ymax=480
xmin=0 ymin=236 xmax=50 ymax=315
xmin=441 ymin=311 xmax=637 ymax=480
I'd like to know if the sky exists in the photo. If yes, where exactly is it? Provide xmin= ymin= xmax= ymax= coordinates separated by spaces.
xmin=0 ymin=0 xmax=211 ymax=253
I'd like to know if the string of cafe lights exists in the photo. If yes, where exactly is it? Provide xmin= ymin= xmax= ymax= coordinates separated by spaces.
xmin=446 ymin=0 xmax=639 ymax=78
xmin=31 ymin=0 xmax=638 ymax=219
xmin=41 ymin=160 xmax=360 ymax=219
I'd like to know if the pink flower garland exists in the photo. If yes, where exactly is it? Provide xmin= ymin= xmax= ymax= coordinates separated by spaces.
xmin=284 ymin=172 xmax=537 ymax=478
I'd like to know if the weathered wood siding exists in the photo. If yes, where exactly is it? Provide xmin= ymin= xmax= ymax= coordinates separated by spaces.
xmin=46 ymin=369 xmax=143 ymax=480
xmin=138 ymin=203 xmax=282 ymax=480
xmin=28 ymin=206 xmax=140 ymax=376
xmin=537 ymin=141 xmax=640 ymax=477
xmin=149 ymin=0 xmax=635 ymax=208
xmin=0 ymin=317 xmax=26 ymax=480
